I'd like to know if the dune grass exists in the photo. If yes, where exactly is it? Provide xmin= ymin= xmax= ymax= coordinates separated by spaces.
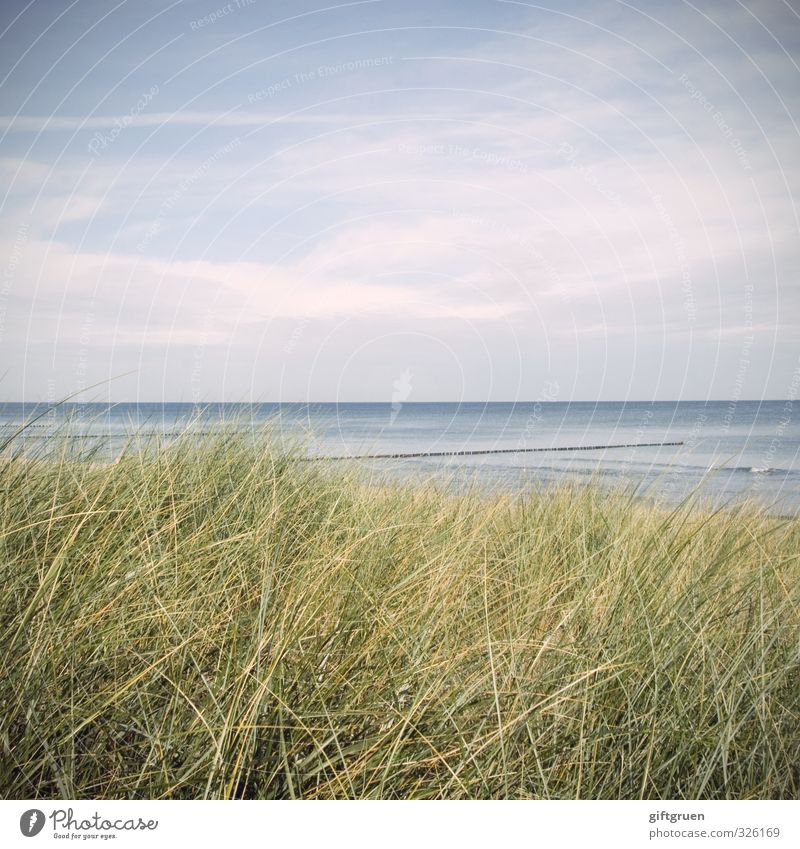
xmin=1 ymin=429 xmax=798 ymax=799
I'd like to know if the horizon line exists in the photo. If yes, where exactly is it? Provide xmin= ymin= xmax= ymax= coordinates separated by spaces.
xmin=0 ymin=399 xmax=792 ymax=405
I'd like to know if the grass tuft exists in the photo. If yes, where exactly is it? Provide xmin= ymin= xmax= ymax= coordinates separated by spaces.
xmin=1 ymin=430 xmax=798 ymax=798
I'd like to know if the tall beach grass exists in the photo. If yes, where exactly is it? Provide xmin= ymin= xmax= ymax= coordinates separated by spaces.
xmin=1 ymin=429 xmax=798 ymax=799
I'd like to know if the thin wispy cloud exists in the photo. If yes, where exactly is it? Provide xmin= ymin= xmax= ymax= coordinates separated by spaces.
xmin=1 ymin=0 xmax=798 ymax=401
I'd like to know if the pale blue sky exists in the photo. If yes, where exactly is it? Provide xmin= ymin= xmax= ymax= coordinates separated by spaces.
xmin=1 ymin=0 xmax=799 ymax=401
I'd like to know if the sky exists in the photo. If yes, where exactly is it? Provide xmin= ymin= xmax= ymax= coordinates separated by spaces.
xmin=0 ymin=0 xmax=798 ymax=403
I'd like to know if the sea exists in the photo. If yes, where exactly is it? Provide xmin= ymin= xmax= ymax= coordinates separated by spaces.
xmin=2 ymin=400 xmax=799 ymax=514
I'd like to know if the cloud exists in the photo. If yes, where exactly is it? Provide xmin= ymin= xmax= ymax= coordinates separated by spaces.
xmin=2 ymin=0 xmax=798 ymax=399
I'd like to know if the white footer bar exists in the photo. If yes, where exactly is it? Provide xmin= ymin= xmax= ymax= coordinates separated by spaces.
xmin=2 ymin=799 xmax=796 ymax=848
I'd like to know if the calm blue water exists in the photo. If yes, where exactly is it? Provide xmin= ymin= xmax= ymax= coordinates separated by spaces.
xmin=2 ymin=401 xmax=799 ymax=514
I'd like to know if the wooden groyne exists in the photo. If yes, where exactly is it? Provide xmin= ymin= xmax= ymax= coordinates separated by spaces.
xmin=305 ymin=441 xmax=684 ymax=461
